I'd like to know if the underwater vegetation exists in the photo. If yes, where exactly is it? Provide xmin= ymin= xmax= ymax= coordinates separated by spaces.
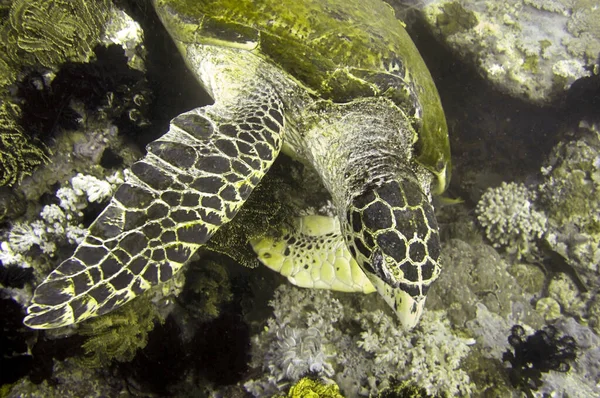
xmin=503 ymin=324 xmax=577 ymax=398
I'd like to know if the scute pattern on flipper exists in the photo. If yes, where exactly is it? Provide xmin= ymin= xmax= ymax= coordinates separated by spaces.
xmin=24 ymin=86 xmax=285 ymax=329
xmin=252 ymin=215 xmax=376 ymax=293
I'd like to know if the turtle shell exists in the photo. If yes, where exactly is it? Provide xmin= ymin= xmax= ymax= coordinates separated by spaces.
xmin=154 ymin=0 xmax=450 ymax=192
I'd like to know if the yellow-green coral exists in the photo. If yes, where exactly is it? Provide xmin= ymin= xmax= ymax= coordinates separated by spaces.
xmin=1 ymin=0 xmax=111 ymax=71
xmin=77 ymin=294 xmax=162 ymax=368
xmin=0 ymin=101 xmax=50 ymax=186
xmin=284 ymin=377 xmax=344 ymax=398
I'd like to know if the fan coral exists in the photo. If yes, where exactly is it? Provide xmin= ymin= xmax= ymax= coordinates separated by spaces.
xmin=476 ymin=182 xmax=546 ymax=257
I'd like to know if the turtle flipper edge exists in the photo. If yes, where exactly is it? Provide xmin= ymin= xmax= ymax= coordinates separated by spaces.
xmin=24 ymin=88 xmax=285 ymax=329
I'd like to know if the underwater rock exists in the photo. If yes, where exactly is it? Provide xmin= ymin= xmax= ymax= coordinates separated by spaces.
xmin=419 ymin=0 xmax=600 ymax=103
xmin=539 ymin=121 xmax=600 ymax=291
xmin=428 ymin=238 xmax=545 ymax=328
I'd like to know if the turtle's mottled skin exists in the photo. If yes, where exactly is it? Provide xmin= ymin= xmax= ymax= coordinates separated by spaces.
xmin=24 ymin=0 xmax=450 ymax=329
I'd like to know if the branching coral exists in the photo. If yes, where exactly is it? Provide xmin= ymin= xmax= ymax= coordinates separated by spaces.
xmin=0 ymin=172 xmax=122 ymax=270
xmin=476 ymin=182 xmax=546 ymax=257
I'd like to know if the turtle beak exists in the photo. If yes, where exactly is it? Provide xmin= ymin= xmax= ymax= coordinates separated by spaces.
xmin=362 ymin=251 xmax=426 ymax=329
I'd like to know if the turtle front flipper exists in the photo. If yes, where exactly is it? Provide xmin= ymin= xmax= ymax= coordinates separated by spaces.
xmin=251 ymin=215 xmax=376 ymax=294
xmin=24 ymin=89 xmax=285 ymax=329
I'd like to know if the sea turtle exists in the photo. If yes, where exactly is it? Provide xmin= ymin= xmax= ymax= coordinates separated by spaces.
xmin=24 ymin=0 xmax=450 ymax=330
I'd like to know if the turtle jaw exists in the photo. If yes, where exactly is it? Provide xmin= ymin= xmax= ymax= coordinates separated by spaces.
xmin=364 ymin=270 xmax=426 ymax=329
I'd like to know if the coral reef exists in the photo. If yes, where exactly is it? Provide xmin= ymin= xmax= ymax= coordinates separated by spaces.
xmin=0 ymin=101 xmax=50 ymax=186
xmin=0 ymin=0 xmax=145 ymax=187
xmin=428 ymin=238 xmax=545 ymax=328
xmin=245 ymin=284 xmax=474 ymax=397
xmin=421 ymin=0 xmax=600 ymax=103
xmin=476 ymin=181 xmax=546 ymax=257
xmin=0 ymin=0 xmax=112 ymax=72
xmin=539 ymin=122 xmax=600 ymax=289
xmin=377 ymin=379 xmax=439 ymax=398
xmin=16 ymin=44 xmax=149 ymax=140
xmin=0 ymin=0 xmax=112 ymax=186
xmin=0 ymin=171 xmax=122 ymax=310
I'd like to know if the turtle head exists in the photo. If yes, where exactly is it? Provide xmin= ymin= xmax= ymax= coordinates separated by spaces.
xmin=344 ymin=178 xmax=441 ymax=329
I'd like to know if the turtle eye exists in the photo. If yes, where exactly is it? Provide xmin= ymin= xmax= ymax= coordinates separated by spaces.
xmin=369 ymin=249 xmax=396 ymax=286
